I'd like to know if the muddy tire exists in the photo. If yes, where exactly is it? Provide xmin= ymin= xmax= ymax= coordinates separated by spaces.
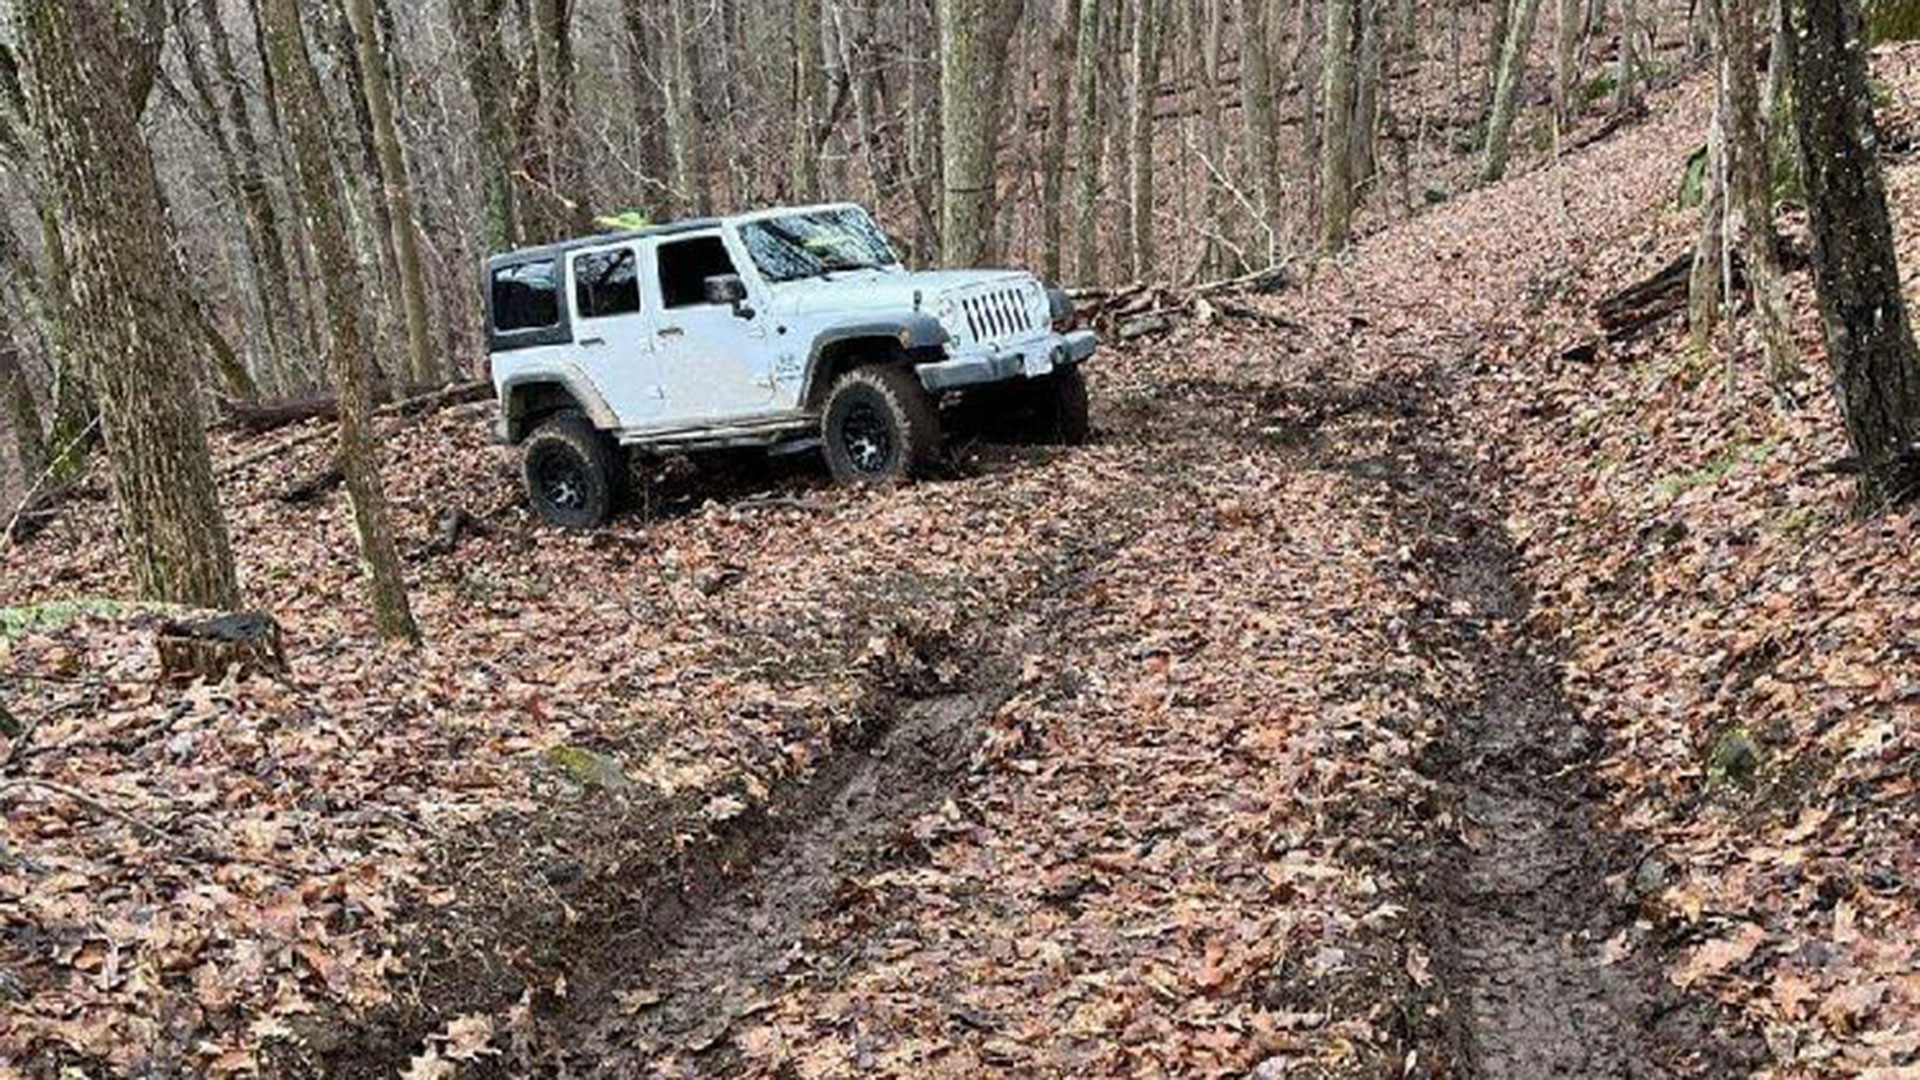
xmin=1030 ymin=365 xmax=1091 ymax=445
xmin=821 ymin=365 xmax=943 ymax=484
xmin=522 ymin=409 xmax=619 ymax=529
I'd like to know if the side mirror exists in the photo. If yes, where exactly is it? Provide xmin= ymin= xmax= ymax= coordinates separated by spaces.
xmin=704 ymin=274 xmax=753 ymax=318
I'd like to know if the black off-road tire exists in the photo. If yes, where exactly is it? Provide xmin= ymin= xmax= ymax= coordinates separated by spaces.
xmin=522 ymin=409 xmax=620 ymax=529
xmin=1031 ymin=365 xmax=1091 ymax=446
xmin=821 ymin=365 xmax=943 ymax=484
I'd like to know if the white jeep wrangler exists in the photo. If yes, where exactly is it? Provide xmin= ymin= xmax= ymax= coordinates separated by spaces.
xmin=485 ymin=203 xmax=1098 ymax=528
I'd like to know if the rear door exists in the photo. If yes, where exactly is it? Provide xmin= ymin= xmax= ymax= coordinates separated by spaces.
xmin=567 ymin=242 xmax=663 ymax=427
xmin=646 ymin=231 xmax=778 ymax=423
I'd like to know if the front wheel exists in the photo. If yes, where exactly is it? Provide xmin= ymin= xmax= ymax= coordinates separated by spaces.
xmin=822 ymin=365 xmax=943 ymax=484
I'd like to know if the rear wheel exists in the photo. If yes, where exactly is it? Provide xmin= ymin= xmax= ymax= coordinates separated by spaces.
xmin=822 ymin=365 xmax=942 ymax=484
xmin=522 ymin=410 xmax=619 ymax=528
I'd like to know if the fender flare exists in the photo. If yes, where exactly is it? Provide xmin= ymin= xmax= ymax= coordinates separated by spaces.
xmin=798 ymin=316 xmax=950 ymax=406
xmin=497 ymin=369 xmax=621 ymax=442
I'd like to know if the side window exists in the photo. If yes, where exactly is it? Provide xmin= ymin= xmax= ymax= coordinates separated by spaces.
xmin=657 ymin=236 xmax=740 ymax=309
xmin=492 ymin=260 xmax=560 ymax=332
xmin=573 ymin=249 xmax=641 ymax=319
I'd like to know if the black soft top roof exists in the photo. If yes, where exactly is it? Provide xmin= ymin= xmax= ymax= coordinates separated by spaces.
xmin=485 ymin=217 xmax=725 ymax=271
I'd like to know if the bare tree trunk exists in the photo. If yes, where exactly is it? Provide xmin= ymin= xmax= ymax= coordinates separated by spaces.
xmin=1616 ymin=0 xmax=1643 ymax=110
xmin=21 ymin=0 xmax=241 ymax=609
xmin=36 ymin=185 xmax=99 ymax=488
xmin=1241 ymin=0 xmax=1280 ymax=253
xmin=1192 ymin=0 xmax=1229 ymax=277
xmin=1689 ymin=79 xmax=1728 ymax=353
xmin=621 ymin=0 xmax=672 ymax=210
xmin=992 ymin=14 xmax=1032 ymax=261
xmin=1557 ymin=0 xmax=1585 ymax=122
xmin=1484 ymin=0 xmax=1515 ymax=117
xmin=1716 ymin=0 xmax=1801 ymax=385
xmin=1041 ymin=0 xmax=1080 ymax=282
xmin=449 ymin=0 xmax=522 ymax=249
xmin=0 ymin=312 xmax=47 ymax=485
xmin=526 ymin=0 xmax=592 ymax=238
xmin=1321 ymin=0 xmax=1359 ymax=250
xmin=938 ymin=0 xmax=1023 ymax=267
xmin=1298 ymin=0 xmax=1326 ymax=241
xmin=259 ymin=0 xmax=419 ymax=642
xmin=1763 ymin=0 xmax=1802 ymax=194
xmin=908 ymin=0 xmax=944 ymax=262
xmin=1483 ymin=0 xmax=1544 ymax=181
xmin=325 ymin=0 xmax=404 ymax=380
xmin=662 ymin=0 xmax=710 ymax=217
xmin=1070 ymin=0 xmax=1104 ymax=283
xmin=191 ymin=0 xmax=309 ymax=394
xmin=345 ymin=0 xmax=440 ymax=387
xmin=792 ymin=0 xmax=825 ymax=201
xmin=1351 ymin=0 xmax=1385 ymax=196
xmin=1130 ymin=0 xmax=1167 ymax=280
xmin=1784 ymin=0 xmax=1920 ymax=506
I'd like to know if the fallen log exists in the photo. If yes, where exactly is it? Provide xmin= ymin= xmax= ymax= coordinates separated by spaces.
xmin=1117 ymin=313 xmax=1176 ymax=341
xmin=279 ymin=462 xmax=344 ymax=504
xmin=1595 ymin=250 xmax=1748 ymax=343
xmin=1565 ymin=101 xmax=1651 ymax=153
xmin=1595 ymin=251 xmax=1693 ymax=341
xmin=219 ymin=380 xmax=490 ymax=436
xmin=1192 ymin=262 xmax=1295 ymax=297
xmin=1207 ymin=297 xmax=1307 ymax=332
xmin=1066 ymin=262 xmax=1294 ymax=319
xmin=156 ymin=611 xmax=287 ymax=682
xmin=219 ymin=381 xmax=491 ymax=478
xmin=219 ymin=384 xmax=399 ymax=434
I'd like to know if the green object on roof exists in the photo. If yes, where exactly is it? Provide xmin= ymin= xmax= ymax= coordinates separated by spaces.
xmin=594 ymin=210 xmax=652 ymax=232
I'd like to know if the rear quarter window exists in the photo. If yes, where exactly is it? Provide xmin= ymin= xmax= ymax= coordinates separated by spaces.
xmin=492 ymin=260 xmax=561 ymax=332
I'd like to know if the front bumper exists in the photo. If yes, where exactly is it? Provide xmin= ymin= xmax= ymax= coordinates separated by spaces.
xmin=915 ymin=328 xmax=1098 ymax=393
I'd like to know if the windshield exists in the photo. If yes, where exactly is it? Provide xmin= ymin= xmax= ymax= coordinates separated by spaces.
xmin=738 ymin=207 xmax=899 ymax=283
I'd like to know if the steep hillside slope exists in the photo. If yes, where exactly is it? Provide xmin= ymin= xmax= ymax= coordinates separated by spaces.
xmin=1290 ymin=47 xmax=1920 ymax=1079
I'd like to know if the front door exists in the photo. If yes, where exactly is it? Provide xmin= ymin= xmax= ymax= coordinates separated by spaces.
xmin=568 ymin=243 xmax=662 ymax=428
xmin=647 ymin=232 xmax=777 ymax=425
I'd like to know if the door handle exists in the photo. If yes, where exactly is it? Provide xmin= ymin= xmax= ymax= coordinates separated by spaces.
xmin=579 ymin=336 xmax=606 ymax=347
xmin=657 ymin=326 xmax=685 ymax=339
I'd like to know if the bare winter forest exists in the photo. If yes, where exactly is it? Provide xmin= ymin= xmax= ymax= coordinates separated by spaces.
xmin=5 ymin=0 xmax=1920 ymax=1076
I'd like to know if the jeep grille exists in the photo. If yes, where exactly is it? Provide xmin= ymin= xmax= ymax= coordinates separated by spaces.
xmin=956 ymin=285 xmax=1041 ymax=347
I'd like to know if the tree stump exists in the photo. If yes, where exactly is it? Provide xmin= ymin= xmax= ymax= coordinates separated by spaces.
xmin=156 ymin=612 xmax=288 ymax=682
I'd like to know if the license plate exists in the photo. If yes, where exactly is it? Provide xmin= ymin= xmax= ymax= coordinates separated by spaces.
xmin=1023 ymin=350 xmax=1052 ymax=378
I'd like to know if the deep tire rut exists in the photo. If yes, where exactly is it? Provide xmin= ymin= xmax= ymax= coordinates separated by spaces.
xmin=565 ymin=689 xmax=1007 ymax=1074
xmin=1429 ymin=541 xmax=1682 ymax=1080
xmin=1350 ymin=371 xmax=1763 ymax=1080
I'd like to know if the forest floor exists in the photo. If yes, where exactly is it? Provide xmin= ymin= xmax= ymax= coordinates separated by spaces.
xmin=7 ymin=50 xmax=1920 ymax=1080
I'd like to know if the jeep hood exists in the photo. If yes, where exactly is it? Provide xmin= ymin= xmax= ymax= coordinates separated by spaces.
xmin=767 ymin=268 xmax=1034 ymax=318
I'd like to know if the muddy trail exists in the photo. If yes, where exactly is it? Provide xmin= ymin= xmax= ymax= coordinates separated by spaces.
xmin=1300 ymin=367 xmax=1762 ymax=1078
xmin=463 ymin=347 xmax=1764 ymax=1078
xmin=483 ymin=386 xmax=1248 ymax=1075
xmin=560 ymin=689 xmax=1008 ymax=1072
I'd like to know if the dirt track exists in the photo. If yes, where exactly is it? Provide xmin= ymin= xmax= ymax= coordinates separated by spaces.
xmin=494 ymin=78 xmax=1761 ymax=1079
xmin=462 ymin=351 xmax=1763 ymax=1077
